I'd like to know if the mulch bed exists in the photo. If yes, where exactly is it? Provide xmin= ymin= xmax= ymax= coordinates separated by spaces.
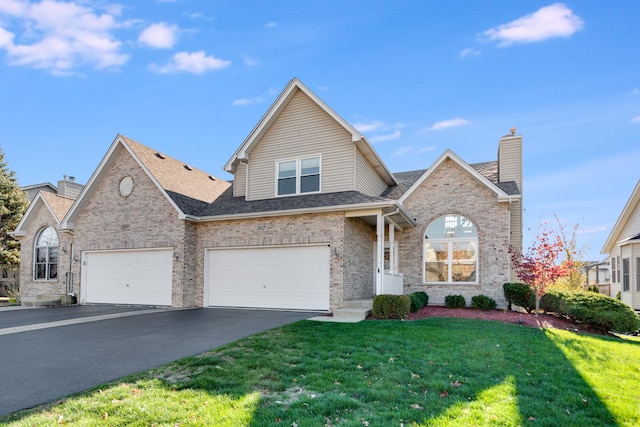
xmin=403 ymin=306 xmax=594 ymax=333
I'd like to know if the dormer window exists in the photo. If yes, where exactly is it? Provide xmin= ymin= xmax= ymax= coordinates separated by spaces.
xmin=277 ymin=156 xmax=321 ymax=196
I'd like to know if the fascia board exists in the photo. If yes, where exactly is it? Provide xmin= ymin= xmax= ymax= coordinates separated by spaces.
xmin=601 ymin=179 xmax=640 ymax=254
xmin=118 ymin=138 xmax=187 ymax=218
xmin=223 ymin=78 xmax=397 ymax=187
xmin=223 ymin=78 xmax=301 ymax=173
xmin=60 ymin=134 xmax=187 ymax=229
xmin=12 ymin=194 xmax=46 ymax=234
xmin=188 ymin=200 xmax=415 ymax=225
xmin=399 ymin=149 xmax=511 ymax=204
xmin=60 ymin=136 xmax=124 ymax=230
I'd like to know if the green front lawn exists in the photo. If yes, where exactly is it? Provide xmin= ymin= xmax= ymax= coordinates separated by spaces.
xmin=3 ymin=318 xmax=639 ymax=426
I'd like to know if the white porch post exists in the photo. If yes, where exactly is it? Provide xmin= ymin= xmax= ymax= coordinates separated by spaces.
xmin=376 ymin=212 xmax=385 ymax=295
xmin=388 ymin=222 xmax=395 ymax=275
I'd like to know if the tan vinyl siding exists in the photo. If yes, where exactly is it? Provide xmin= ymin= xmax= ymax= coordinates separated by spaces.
xmin=498 ymin=135 xmax=523 ymax=189
xmin=247 ymin=91 xmax=356 ymax=201
xmin=233 ymin=162 xmax=247 ymax=197
xmin=619 ymin=203 xmax=640 ymax=242
xmin=355 ymin=148 xmax=387 ymax=196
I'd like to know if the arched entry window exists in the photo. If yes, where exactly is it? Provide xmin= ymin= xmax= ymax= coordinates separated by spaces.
xmin=34 ymin=227 xmax=58 ymax=280
xmin=424 ymin=214 xmax=477 ymax=283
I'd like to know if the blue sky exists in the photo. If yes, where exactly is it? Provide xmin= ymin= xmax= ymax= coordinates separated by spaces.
xmin=1 ymin=1 xmax=639 ymax=262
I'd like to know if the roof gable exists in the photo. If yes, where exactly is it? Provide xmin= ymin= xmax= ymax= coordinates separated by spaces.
xmin=602 ymin=179 xmax=640 ymax=254
xmin=12 ymin=191 xmax=74 ymax=237
xmin=398 ymin=149 xmax=517 ymax=203
xmin=60 ymin=134 xmax=230 ymax=230
xmin=223 ymin=78 xmax=396 ymax=186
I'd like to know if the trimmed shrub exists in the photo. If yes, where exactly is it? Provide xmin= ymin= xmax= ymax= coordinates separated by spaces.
xmin=471 ymin=294 xmax=497 ymax=311
xmin=372 ymin=294 xmax=411 ymax=320
xmin=541 ymin=289 xmax=639 ymax=333
xmin=409 ymin=291 xmax=429 ymax=312
xmin=503 ymin=282 xmax=535 ymax=313
xmin=444 ymin=294 xmax=466 ymax=309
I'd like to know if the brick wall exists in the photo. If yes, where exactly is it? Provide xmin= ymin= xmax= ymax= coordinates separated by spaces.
xmin=398 ymin=158 xmax=511 ymax=307
xmin=343 ymin=217 xmax=375 ymax=301
xmin=195 ymin=212 xmax=347 ymax=310
xmin=17 ymin=203 xmax=72 ymax=299
xmin=71 ymin=149 xmax=193 ymax=307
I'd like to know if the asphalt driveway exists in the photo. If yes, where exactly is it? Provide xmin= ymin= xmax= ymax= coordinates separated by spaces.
xmin=0 ymin=305 xmax=317 ymax=416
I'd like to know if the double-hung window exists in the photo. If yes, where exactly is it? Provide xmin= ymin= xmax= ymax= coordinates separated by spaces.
xmin=277 ymin=156 xmax=320 ymax=196
xmin=636 ymin=258 xmax=640 ymax=292
xmin=611 ymin=257 xmax=617 ymax=283
xmin=34 ymin=226 xmax=58 ymax=281
xmin=623 ymin=258 xmax=630 ymax=291
xmin=424 ymin=214 xmax=478 ymax=284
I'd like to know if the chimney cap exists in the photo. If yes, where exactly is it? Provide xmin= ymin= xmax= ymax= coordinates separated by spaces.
xmin=509 ymin=127 xmax=517 ymax=136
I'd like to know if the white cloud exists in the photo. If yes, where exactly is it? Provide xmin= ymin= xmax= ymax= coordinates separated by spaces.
xmin=576 ymin=226 xmax=608 ymax=235
xmin=243 ymin=55 xmax=258 ymax=67
xmin=150 ymin=51 xmax=231 ymax=74
xmin=632 ymin=115 xmax=640 ymax=123
xmin=459 ymin=48 xmax=481 ymax=58
xmin=425 ymin=118 xmax=470 ymax=131
xmin=483 ymin=3 xmax=584 ymax=47
xmin=232 ymin=96 xmax=264 ymax=106
xmin=0 ymin=0 xmax=129 ymax=74
xmin=264 ymin=22 xmax=278 ymax=29
xmin=393 ymin=145 xmax=436 ymax=157
xmin=353 ymin=121 xmax=385 ymax=133
xmin=232 ymin=88 xmax=277 ymax=106
xmin=138 ymin=22 xmax=178 ymax=49
xmin=370 ymin=130 xmax=401 ymax=143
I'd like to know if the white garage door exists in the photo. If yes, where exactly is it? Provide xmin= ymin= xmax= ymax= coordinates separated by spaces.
xmin=83 ymin=249 xmax=173 ymax=306
xmin=206 ymin=245 xmax=330 ymax=310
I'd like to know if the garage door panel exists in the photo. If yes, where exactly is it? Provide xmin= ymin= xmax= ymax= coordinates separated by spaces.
xmin=207 ymin=246 xmax=330 ymax=310
xmin=84 ymin=249 xmax=173 ymax=306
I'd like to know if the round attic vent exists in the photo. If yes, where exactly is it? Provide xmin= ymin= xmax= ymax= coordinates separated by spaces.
xmin=119 ymin=176 xmax=134 ymax=197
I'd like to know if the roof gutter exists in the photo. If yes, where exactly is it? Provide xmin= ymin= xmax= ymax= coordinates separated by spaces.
xmin=183 ymin=200 xmax=416 ymax=226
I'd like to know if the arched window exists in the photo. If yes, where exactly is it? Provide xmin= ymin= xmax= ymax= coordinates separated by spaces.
xmin=424 ymin=214 xmax=477 ymax=283
xmin=34 ymin=227 xmax=58 ymax=280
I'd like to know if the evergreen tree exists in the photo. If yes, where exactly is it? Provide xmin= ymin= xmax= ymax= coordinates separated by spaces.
xmin=0 ymin=147 xmax=29 ymax=268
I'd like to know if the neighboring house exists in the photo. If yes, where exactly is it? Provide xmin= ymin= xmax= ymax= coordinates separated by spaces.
xmin=12 ymin=78 xmax=523 ymax=311
xmin=21 ymin=177 xmax=84 ymax=202
xmin=602 ymin=179 xmax=640 ymax=310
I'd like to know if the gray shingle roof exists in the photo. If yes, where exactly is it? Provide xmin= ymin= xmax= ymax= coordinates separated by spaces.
xmin=197 ymin=188 xmax=393 ymax=217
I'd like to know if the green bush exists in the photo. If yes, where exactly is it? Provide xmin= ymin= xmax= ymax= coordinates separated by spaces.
xmin=409 ymin=291 xmax=429 ymax=312
xmin=444 ymin=294 xmax=466 ymax=309
xmin=471 ymin=294 xmax=497 ymax=311
xmin=372 ymin=294 xmax=411 ymax=320
xmin=540 ymin=291 xmax=565 ymax=314
xmin=503 ymin=282 xmax=536 ymax=313
xmin=587 ymin=285 xmax=599 ymax=293
xmin=542 ymin=289 xmax=639 ymax=333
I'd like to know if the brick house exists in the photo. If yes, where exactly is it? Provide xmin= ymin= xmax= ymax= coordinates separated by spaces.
xmin=13 ymin=78 xmax=523 ymax=311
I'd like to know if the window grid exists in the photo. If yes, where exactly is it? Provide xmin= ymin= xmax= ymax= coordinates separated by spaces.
xmin=424 ymin=214 xmax=478 ymax=284
xmin=34 ymin=227 xmax=59 ymax=281
xmin=622 ymin=258 xmax=630 ymax=292
xmin=277 ymin=156 xmax=320 ymax=196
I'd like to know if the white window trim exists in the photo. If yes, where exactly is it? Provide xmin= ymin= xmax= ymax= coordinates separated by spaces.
xmin=275 ymin=155 xmax=322 ymax=197
xmin=33 ymin=226 xmax=59 ymax=282
xmin=423 ymin=237 xmax=479 ymax=285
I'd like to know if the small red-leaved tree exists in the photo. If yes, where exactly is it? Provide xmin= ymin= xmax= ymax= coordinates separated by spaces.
xmin=509 ymin=226 xmax=571 ymax=317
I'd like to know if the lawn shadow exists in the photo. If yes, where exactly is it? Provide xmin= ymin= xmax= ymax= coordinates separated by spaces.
xmin=0 ymin=318 xmax=625 ymax=426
